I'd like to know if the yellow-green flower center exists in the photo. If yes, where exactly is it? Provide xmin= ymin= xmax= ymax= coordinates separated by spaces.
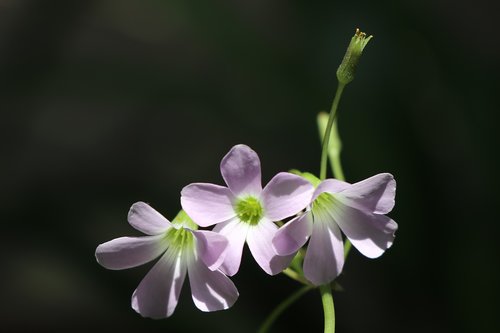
xmin=171 ymin=210 xmax=198 ymax=230
xmin=235 ymin=196 xmax=264 ymax=225
xmin=312 ymin=192 xmax=338 ymax=216
xmin=164 ymin=210 xmax=197 ymax=251
xmin=165 ymin=226 xmax=194 ymax=251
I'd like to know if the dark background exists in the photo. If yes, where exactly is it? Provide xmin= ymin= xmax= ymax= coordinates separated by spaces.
xmin=1 ymin=0 xmax=499 ymax=332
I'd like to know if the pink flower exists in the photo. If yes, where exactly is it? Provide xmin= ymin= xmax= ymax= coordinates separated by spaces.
xmin=181 ymin=144 xmax=314 ymax=276
xmin=273 ymin=173 xmax=398 ymax=285
xmin=95 ymin=202 xmax=238 ymax=318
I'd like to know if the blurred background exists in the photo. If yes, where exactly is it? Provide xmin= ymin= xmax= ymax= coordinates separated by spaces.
xmin=1 ymin=0 xmax=499 ymax=332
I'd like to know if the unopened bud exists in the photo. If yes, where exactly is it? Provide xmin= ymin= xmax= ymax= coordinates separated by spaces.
xmin=336 ymin=28 xmax=373 ymax=85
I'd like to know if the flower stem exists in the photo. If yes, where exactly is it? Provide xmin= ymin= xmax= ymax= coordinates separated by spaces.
xmin=320 ymin=82 xmax=346 ymax=180
xmin=257 ymin=285 xmax=314 ymax=333
xmin=319 ymin=284 xmax=335 ymax=333
xmin=344 ymin=238 xmax=352 ymax=258
xmin=282 ymin=268 xmax=310 ymax=285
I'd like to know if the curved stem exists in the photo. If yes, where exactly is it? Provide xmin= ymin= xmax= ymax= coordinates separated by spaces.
xmin=257 ymin=285 xmax=314 ymax=333
xmin=319 ymin=284 xmax=335 ymax=333
xmin=320 ymin=83 xmax=346 ymax=180
xmin=282 ymin=268 xmax=310 ymax=285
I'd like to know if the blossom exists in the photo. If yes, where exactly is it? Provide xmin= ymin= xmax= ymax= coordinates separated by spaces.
xmin=95 ymin=202 xmax=238 ymax=319
xmin=272 ymin=173 xmax=398 ymax=286
xmin=181 ymin=144 xmax=314 ymax=276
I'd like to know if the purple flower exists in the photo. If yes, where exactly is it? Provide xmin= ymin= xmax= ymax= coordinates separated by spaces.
xmin=95 ymin=202 xmax=238 ymax=319
xmin=273 ymin=173 xmax=398 ymax=286
xmin=181 ymin=144 xmax=314 ymax=276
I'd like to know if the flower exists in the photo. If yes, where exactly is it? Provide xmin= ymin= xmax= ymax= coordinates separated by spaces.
xmin=181 ymin=144 xmax=314 ymax=276
xmin=272 ymin=173 xmax=398 ymax=286
xmin=95 ymin=202 xmax=238 ymax=319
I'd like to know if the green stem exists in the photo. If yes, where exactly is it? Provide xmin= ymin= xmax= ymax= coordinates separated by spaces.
xmin=344 ymin=239 xmax=352 ymax=259
xmin=282 ymin=268 xmax=310 ymax=285
xmin=320 ymin=82 xmax=346 ymax=180
xmin=257 ymin=285 xmax=314 ymax=333
xmin=319 ymin=284 xmax=335 ymax=333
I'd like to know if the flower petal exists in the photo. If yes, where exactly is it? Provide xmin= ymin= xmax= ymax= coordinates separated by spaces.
xmin=212 ymin=219 xmax=249 ymax=276
xmin=336 ymin=173 xmax=396 ymax=214
xmin=220 ymin=144 xmax=262 ymax=196
xmin=181 ymin=183 xmax=236 ymax=227
xmin=313 ymin=179 xmax=351 ymax=201
xmin=246 ymin=218 xmax=295 ymax=275
xmin=192 ymin=230 xmax=228 ymax=270
xmin=187 ymin=254 xmax=239 ymax=312
xmin=95 ymin=235 xmax=168 ymax=270
xmin=261 ymin=172 xmax=314 ymax=221
xmin=131 ymin=248 xmax=187 ymax=319
xmin=303 ymin=210 xmax=344 ymax=286
xmin=272 ymin=213 xmax=313 ymax=256
xmin=329 ymin=201 xmax=397 ymax=258
xmin=128 ymin=201 xmax=172 ymax=235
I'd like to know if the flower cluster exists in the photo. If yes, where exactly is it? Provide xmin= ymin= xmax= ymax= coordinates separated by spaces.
xmin=95 ymin=144 xmax=397 ymax=318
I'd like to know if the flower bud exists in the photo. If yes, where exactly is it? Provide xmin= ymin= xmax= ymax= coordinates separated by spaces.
xmin=336 ymin=28 xmax=373 ymax=85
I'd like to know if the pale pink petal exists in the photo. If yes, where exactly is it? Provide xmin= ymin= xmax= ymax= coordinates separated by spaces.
xmin=261 ymin=172 xmax=314 ymax=221
xmin=187 ymin=253 xmax=239 ymax=312
xmin=336 ymin=173 xmax=396 ymax=214
xmin=95 ymin=235 xmax=168 ymax=270
xmin=220 ymin=144 xmax=262 ymax=196
xmin=329 ymin=202 xmax=397 ymax=258
xmin=128 ymin=201 xmax=172 ymax=235
xmin=246 ymin=218 xmax=295 ymax=275
xmin=313 ymin=178 xmax=351 ymax=201
xmin=181 ymin=183 xmax=236 ymax=227
xmin=303 ymin=210 xmax=344 ymax=286
xmin=213 ymin=219 xmax=249 ymax=276
xmin=272 ymin=213 xmax=313 ymax=256
xmin=191 ymin=230 xmax=228 ymax=271
xmin=131 ymin=248 xmax=187 ymax=319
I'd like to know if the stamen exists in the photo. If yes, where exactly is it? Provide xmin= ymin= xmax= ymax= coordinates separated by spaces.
xmin=235 ymin=196 xmax=264 ymax=225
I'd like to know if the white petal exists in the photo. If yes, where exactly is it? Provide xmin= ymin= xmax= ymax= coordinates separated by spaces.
xmin=181 ymin=183 xmax=236 ymax=227
xmin=220 ymin=144 xmax=262 ymax=196
xmin=272 ymin=213 xmax=313 ymax=256
xmin=95 ymin=235 xmax=167 ymax=270
xmin=192 ymin=230 xmax=228 ymax=270
xmin=336 ymin=173 xmax=396 ymax=214
xmin=128 ymin=201 xmax=172 ymax=235
xmin=246 ymin=218 xmax=295 ymax=275
xmin=313 ymin=179 xmax=351 ymax=201
xmin=329 ymin=201 xmax=397 ymax=258
xmin=303 ymin=210 xmax=344 ymax=286
xmin=213 ymin=219 xmax=249 ymax=276
xmin=131 ymin=248 xmax=187 ymax=319
xmin=261 ymin=172 xmax=314 ymax=221
xmin=187 ymin=254 xmax=239 ymax=312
